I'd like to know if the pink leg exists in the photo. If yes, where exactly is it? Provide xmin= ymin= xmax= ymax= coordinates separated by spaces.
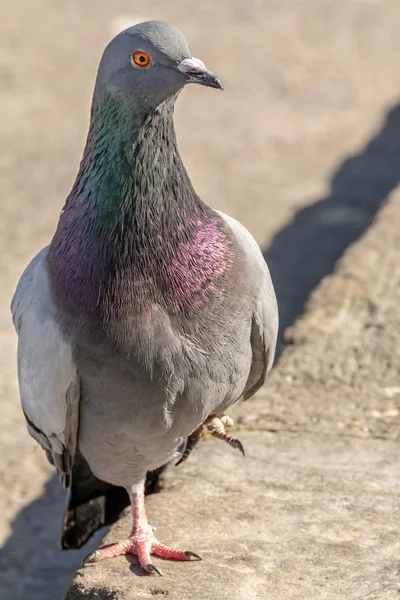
xmin=83 ymin=481 xmax=201 ymax=575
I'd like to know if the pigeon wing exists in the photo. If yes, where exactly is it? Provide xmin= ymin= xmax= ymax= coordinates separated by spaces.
xmin=217 ymin=211 xmax=279 ymax=399
xmin=11 ymin=247 xmax=79 ymax=486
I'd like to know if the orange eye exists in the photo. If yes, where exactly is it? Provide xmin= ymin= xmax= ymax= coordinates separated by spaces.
xmin=132 ymin=51 xmax=151 ymax=68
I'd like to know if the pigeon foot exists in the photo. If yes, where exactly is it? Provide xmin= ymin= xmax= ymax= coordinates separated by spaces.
xmin=82 ymin=481 xmax=201 ymax=575
xmin=82 ymin=527 xmax=201 ymax=575
xmin=205 ymin=415 xmax=245 ymax=456
xmin=176 ymin=413 xmax=245 ymax=466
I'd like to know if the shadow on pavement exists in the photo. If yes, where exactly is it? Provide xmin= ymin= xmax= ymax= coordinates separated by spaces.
xmin=0 ymin=476 xmax=102 ymax=600
xmin=264 ymin=103 xmax=400 ymax=350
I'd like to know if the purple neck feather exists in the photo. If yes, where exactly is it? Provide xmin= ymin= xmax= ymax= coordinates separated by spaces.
xmin=48 ymin=94 xmax=234 ymax=317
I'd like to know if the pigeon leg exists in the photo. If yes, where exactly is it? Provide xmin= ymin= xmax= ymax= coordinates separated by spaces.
xmin=83 ymin=481 xmax=201 ymax=575
xmin=205 ymin=415 xmax=245 ymax=456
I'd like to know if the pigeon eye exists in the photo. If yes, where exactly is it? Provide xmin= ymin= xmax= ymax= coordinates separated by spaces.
xmin=132 ymin=51 xmax=151 ymax=68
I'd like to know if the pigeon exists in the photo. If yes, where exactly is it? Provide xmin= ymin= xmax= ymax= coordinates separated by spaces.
xmin=11 ymin=20 xmax=278 ymax=576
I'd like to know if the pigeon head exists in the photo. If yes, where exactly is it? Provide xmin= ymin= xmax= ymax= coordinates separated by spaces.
xmin=49 ymin=21 xmax=232 ymax=316
xmin=95 ymin=20 xmax=223 ymax=111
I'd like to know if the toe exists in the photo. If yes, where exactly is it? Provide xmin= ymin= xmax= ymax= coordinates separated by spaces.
xmin=135 ymin=537 xmax=154 ymax=572
xmin=220 ymin=415 xmax=234 ymax=428
xmin=152 ymin=541 xmax=199 ymax=561
xmin=81 ymin=540 xmax=135 ymax=566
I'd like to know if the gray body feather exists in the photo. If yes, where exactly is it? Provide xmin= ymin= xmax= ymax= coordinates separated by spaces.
xmin=11 ymin=212 xmax=278 ymax=488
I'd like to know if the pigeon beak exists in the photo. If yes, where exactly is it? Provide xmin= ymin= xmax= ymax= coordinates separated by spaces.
xmin=177 ymin=57 xmax=223 ymax=91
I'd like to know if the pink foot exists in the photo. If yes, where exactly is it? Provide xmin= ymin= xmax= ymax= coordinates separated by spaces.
xmin=205 ymin=415 xmax=245 ymax=456
xmin=176 ymin=413 xmax=245 ymax=466
xmin=82 ymin=482 xmax=201 ymax=575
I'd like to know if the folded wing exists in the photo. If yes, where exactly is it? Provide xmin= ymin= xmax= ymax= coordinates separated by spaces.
xmin=11 ymin=247 xmax=79 ymax=486
xmin=216 ymin=211 xmax=279 ymax=399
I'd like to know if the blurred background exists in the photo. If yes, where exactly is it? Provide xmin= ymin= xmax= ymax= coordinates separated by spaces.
xmin=1 ymin=1 xmax=400 ymax=598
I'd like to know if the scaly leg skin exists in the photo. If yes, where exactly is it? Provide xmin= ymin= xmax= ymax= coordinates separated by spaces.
xmin=176 ymin=414 xmax=245 ymax=466
xmin=83 ymin=481 xmax=201 ymax=575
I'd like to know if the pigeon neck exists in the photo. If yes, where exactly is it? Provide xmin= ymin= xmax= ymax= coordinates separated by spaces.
xmin=48 ymin=94 xmax=235 ymax=319
xmin=77 ymin=94 xmax=198 ymax=218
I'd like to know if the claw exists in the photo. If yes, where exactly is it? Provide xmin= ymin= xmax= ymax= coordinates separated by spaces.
xmin=82 ymin=551 xmax=99 ymax=567
xmin=231 ymin=437 xmax=245 ymax=457
xmin=210 ymin=428 xmax=246 ymax=457
xmin=147 ymin=563 xmax=163 ymax=576
xmin=184 ymin=550 xmax=203 ymax=560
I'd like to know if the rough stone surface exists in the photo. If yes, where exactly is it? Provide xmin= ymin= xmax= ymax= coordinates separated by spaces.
xmin=244 ymin=190 xmax=400 ymax=441
xmin=2 ymin=1 xmax=400 ymax=599
xmin=67 ymin=434 xmax=400 ymax=600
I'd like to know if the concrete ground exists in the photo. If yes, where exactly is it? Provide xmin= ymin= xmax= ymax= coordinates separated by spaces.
xmin=1 ymin=1 xmax=400 ymax=599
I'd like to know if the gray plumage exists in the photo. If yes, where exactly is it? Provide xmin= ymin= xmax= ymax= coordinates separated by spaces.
xmin=11 ymin=20 xmax=278 ymax=553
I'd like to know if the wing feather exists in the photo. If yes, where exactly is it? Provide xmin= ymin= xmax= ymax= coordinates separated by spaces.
xmin=217 ymin=211 xmax=278 ymax=399
xmin=11 ymin=247 xmax=79 ymax=483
